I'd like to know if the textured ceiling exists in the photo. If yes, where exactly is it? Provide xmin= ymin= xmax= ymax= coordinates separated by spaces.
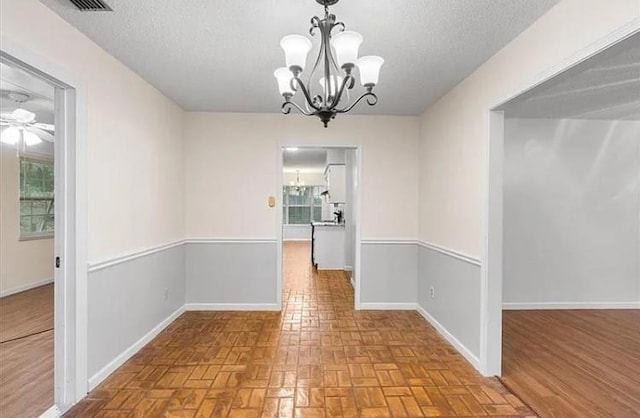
xmin=503 ymin=32 xmax=640 ymax=120
xmin=41 ymin=0 xmax=558 ymax=115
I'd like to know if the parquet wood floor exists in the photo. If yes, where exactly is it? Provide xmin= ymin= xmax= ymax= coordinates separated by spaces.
xmin=65 ymin=242 xmax=535 ymax=417
xmin=502 ymin=309 xmax=640 ymax=418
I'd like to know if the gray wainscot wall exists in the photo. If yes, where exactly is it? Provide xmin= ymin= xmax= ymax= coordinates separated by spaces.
xmin=87 ymin=243 xmax=186 ymax=386
xmin=417 ymin=242 xmax=482 ymax=366
xmin=185 ymin=240 xmax=279 ymax=309
xmin=360 ymin=241 xmax=418 ymax=308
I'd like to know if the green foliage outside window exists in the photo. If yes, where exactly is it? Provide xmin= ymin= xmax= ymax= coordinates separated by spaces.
xmin=20 ymin=158 xmax=54 ymax=238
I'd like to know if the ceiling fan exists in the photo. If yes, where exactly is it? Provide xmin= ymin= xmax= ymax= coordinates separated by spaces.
xmin=0 ymin=108 xmax=55 ymax=146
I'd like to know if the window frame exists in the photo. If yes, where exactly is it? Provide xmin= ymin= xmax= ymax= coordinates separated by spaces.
xmin=19 ymin=155 xmax=55 ymax=241
xmin=282 ymin=185 xmax=324 ymax=225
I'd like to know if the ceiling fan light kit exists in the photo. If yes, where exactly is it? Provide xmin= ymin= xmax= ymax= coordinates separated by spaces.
xmin=275 ymin=0 xmax=383 ymax=127
xmin=0 ymin=108 xmax=55 ymax=148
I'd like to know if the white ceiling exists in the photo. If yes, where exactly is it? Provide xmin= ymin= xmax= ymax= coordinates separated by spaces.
xmin=283 ymin=148 xmax=327 ymax=171
xmin=41 ymin=0 xmax=558 ymax=115
xmin=502 ymin=32 xmax=640 ymax=120
xmin=0 ymin=62 xmax=55 ymax=124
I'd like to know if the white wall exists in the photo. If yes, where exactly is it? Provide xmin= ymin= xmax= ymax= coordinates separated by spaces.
xmin=503 ymin=118 xmax=640 ymax=306
xmin=1 ymin=0 xmax=185 ymax=264
xmin=419 ymin=0 xmax=639 ymax=255
xmin=418 ymin=0 xmax=640 ymax=366
xmin=283 ymin=171 xmax=324 ymax=186
xmin=344 ymin=149 xmax=356 ymax=271
xmin=1 ymin=0 xmax=187 ymax=390
xmin=283 ymin=225 xmax=312 ymax=241
xmin=0 ymin=145 xmax=54 ymax=296
xmin=184 ymin=112 xmax=419 ymax=241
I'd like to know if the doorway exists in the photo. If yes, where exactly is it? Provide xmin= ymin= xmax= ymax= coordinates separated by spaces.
xmin=0 ymin=60 xmax=57 ymax=417
xmin=485 ymin=29 xmax=640 ymax=417
xmin=276 ymin=145 xmax=361 ymax=311
xmin=0 ymin=42 xmax=86 ymax=416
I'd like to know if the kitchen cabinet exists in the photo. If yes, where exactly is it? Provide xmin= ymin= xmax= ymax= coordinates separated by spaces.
xmin=311 ymin=222 xmax=345 ymax=270
xmin=325 ymin=164 xmax=346 ymax=203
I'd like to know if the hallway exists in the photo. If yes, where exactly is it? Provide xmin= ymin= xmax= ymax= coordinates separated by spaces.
xmin=65 ymin=242 xmax=535 ymax=417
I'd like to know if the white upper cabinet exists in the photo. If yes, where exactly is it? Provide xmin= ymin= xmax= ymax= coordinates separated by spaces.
xmin=325 ymin=164 xmax=346 ymax=203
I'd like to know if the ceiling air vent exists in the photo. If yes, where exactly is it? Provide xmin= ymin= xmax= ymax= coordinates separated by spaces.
xmin=68 ymin=0 xmax=113 ymax=11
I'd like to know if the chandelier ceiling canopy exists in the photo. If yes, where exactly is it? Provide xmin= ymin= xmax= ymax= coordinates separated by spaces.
xmin=274 ymin=0 xmax=384 ymax=127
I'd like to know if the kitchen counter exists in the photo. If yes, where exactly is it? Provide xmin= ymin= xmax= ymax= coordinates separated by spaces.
xmin=311 ymin=221 xmax=345 ymax=227
xmin=311 ymin=222 xmax=345 ymax=270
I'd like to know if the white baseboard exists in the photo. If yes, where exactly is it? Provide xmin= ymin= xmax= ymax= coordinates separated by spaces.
xmin=1 ymin=277 xmax=53 ymax=298
xmin=503 ymin=301 xmax=640 ymax=310
xmin=88 ymin=305 xmax=185 ymax=390
xmin=38 ymin=405 xmax=62 ymax=418
xmin=415 ymin=304 xmax=481 ymax=371
xmin=359 ymin=303 xmax=416 ymax=310
xmin=185 ymin=303 xmax=280 ymax=311
xmin=283 ymin=238 xmax=311 ymax=242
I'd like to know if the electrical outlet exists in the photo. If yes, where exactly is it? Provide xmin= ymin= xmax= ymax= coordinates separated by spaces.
xmin=164 ymin=288 xmax=169 ymax=301
xmin=429 ymin=286 xmax=435 ymax=299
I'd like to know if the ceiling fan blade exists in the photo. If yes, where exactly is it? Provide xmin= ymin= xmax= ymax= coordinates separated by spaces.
xmin=33 ymin=122 xmax=55 ymax=132
xmin=26 ymin=126 xmax=54 ymax=142
xmin=12 ymin=108 xmax=36 ymax=123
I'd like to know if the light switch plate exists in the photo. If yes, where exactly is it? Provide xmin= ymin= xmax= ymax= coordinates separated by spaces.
xmin=268 ymin=196 xmax=276 ymax=207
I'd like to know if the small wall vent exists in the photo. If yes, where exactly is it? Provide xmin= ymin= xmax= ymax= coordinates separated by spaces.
xmin=68 ymin=0 xmax=113 ymax=11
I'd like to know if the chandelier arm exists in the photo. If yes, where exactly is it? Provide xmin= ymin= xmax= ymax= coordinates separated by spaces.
xmin=293 ymin=77 xmax=322 ymax=111
xmin=331 ymin=21 xmax=345 ymax=34
xmin=309 ymin=16 xmax=321 ymax=36
xmin=282 ymin=100 xmax=314 ymax=116
xmin=328 ymin=74 xmax=353 ymax=110
xmin=306 ymin=41 xmax=324 ymax=89
xmin=335 ymin=91 xmax=378 ymax=113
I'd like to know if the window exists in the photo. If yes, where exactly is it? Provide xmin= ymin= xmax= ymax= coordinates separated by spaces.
xmin=20 ymin=157 xmax=54 ymax=239
xmin=283 ymin=185 xmax=323 ymax=224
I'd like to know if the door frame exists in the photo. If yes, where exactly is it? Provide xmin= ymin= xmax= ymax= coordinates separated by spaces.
xmin=480 ymin=20 xmax=640 ymax=376
xmin=276 ymin=145 xmax=363 ymax=309
xmin=1 ymin=37 xmax=88 ymax=414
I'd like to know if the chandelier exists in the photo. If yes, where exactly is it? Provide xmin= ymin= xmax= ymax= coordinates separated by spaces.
xmin=274 ymin=0 xmax=384 ymax=127
xmin=289 ymin=170 xmax=305 ymax=192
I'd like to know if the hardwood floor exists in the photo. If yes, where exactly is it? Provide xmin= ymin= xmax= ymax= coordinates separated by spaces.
xmin=65 ymin=242 xmax=535 ymax=417
xmin=0 ymin=329 xmax=54 ymax=417
xmin=502 ymin=309 xmax=640 ymax=418
xmin=0 ymin=283 xmax=53 ymax=342
xmin=0 ymin=284 xmax=54 ymax=418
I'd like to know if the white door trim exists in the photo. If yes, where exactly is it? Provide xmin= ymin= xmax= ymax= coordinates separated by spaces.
xmin=276 ymin=145 xmax=363 ymax=310
xmin=1 ymin=36 xmax=88 ymax=413
xmin=481 ymin=20 xmax=640 ymax=377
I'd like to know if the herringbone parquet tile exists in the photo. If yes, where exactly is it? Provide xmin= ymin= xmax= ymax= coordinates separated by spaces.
xmin=64 ymin=242 xmax=536 ymax=417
